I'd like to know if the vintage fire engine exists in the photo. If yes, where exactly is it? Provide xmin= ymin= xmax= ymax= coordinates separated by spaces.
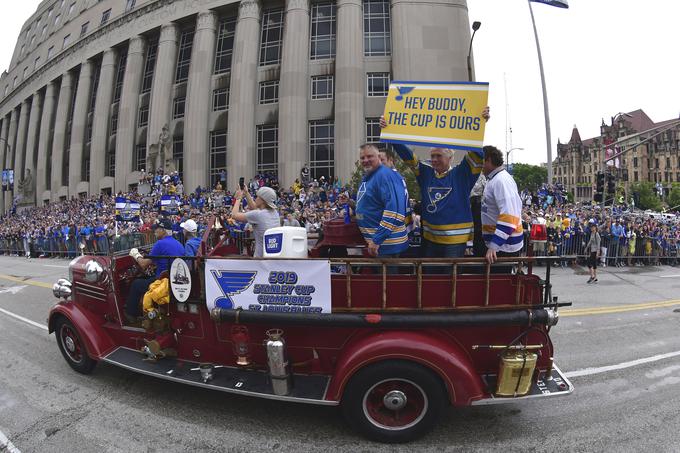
xmin=49 ymin=219 xmax=573 ymax=443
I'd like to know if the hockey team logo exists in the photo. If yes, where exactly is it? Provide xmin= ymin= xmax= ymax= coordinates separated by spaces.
xmin=210 ymin=270 xmax=258 ymax=309
xmin=426 ymin=187 xmax=452 ymax=213
xmin=394 ymin=86 xmax=415 ymax=101
xmin=356 ymin=182 xmax=367 ymax=203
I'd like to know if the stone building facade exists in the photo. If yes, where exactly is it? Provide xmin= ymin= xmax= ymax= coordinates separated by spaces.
xmin=0 ymin=0 xmax=475 ymax=211
xmin=552 ymin=109 xmax=680 ymax=203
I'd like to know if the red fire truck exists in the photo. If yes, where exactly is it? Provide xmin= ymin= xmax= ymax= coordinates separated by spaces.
xmin=49 ymin=219 xmax=572 ymax=443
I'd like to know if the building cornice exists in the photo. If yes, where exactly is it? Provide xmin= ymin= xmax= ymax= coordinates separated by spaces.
xmin=0 ymin=0 xmax=231 ymax=116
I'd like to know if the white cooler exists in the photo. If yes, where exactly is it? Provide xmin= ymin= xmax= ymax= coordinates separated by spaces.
xmin=263 ymin=227 xmax=308 ymax=258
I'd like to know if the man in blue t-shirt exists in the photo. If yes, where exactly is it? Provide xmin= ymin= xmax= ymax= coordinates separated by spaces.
xmin=124 ymin=218 xmax=184 ymax=323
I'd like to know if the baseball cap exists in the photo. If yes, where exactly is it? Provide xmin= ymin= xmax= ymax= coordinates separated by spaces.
xmin=153 ymin=218 xmax=173 ymax=231
xmin=256 ymin=186 xmax=278 ymax=210
xmin=180 ymin=219 xmax=198 ymax=233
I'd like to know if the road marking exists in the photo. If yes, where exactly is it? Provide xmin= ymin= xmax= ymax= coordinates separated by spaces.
xmin=43 ymin=264 xmax=68 ymax=269
xmin=0 ymin=285 xmax=26 ymax=295
xmin=565 ymin=350 xmax=680 ymax=378
xmin=561 ymin=299 xmax=680 ymax=317
xmin=659 ymin=274 xmax=680 ymax=278
xmin=0 ymin=274 xmax=53 ymax=289
xmin=0 ymin=307 xmax=48 ymax=331
xmin=0 ymin=429 xmax=21 ymax=453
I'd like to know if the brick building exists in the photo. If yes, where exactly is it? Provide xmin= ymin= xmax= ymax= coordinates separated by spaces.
xmin=552 ymin=109 xmax=680 ymax=203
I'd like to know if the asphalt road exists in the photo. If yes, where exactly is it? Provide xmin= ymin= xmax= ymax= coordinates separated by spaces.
xmin=1 ymin=256 xmax=680 ymax=452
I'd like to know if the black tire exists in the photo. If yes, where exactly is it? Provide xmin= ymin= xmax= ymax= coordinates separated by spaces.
xmin=55 ymin=317 xmax=97 ymax=374
xmin=341 ymin=360 xmax=446 ymax=443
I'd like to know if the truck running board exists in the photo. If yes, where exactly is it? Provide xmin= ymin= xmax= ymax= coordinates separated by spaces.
xmin=101 ymin=347 xmax=336 ymax=406
xmin=472 ymin=365 xmax=574 ymax=405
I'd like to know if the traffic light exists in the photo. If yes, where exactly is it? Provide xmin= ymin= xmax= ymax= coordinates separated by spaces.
xmin=607 ymin=174 xmax=616 ymax=194
xmin=596 ymin=172 xmax=605 ymax=193
xmin=594 ymin=171 xmax=605 ymax=202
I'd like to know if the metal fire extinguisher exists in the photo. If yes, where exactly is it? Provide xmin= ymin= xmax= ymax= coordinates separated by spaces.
xmin=265 ymin=329 xmax=292 ymax=396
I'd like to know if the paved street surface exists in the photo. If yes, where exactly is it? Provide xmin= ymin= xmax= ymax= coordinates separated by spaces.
xmin=1 ymin=256 xmax=680 ymax=452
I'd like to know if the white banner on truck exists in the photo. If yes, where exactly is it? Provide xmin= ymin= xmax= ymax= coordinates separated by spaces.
xmin=205 ymin=259 xmax=332 ymax=313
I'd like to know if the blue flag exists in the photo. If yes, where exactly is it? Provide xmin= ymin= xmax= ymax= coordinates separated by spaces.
xmin=160 ymin=194 xmax=180 ymax=216
xmin=115 ymin=197 xmax=141 ymax=222
xmin=530 ymin=0 xmax=568 ymax=8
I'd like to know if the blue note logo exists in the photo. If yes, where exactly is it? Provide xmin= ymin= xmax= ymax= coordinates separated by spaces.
xmin=210 ymin=270 xmax=257 ymax=309
xmin=395 ymin=86 xmax=415 ymax=101
xmin=265 ymin=233 xmax=283 ymax=254
xmin=426 ymin=187 xmax=452 ymax=213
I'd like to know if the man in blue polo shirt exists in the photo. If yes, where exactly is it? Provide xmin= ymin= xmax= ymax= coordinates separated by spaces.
xmin=124 ymin=218 xmax=184 ymax=323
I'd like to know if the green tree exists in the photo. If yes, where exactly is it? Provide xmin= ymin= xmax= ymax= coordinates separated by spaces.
xmin=510 ymin=163 xmax=547 ymax=192
xmin=630 ymin=182 xmax=662 ymax=211
xmin=667 ymin=183 xmax=680 ymax=210
xmin=349 ymin=158 xmax=421 ymax=201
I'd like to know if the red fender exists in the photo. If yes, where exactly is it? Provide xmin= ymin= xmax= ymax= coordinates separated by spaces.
xmin=48 ymin=302 xmax=116 ymax=360
xmin=326 ymin=330 xmax=485 ymax=406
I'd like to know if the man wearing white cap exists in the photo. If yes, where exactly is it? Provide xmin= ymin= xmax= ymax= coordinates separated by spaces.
xmin=231 ymin=186 xmax=280 ymax=257
xmin=181 ymin=218 xmax=201 ymax=257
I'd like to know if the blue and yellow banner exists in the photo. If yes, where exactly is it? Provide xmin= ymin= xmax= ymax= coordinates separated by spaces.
xmin=380 ymin=81 xmax=489 ymax=152
xmin=115 ymin=197 xmax=141 ymax=222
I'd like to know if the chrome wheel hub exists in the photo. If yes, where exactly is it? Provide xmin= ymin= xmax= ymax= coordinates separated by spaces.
xmin=64 ymin=336 xmax=76 ymax=353
xmin=383 ymin=390 xmax=407 ymax=411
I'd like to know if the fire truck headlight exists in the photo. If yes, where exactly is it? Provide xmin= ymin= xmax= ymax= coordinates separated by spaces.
xmin=84 ymin=260 xmax=105 ymax=283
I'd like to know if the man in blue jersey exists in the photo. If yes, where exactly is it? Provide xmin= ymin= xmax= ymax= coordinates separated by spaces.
xmin=380 ymin=108 xmax=489 ymax=257
xmin=181 ymin=219 xmax=202 ymax=257
xmin=125 ymin=217 xmax=185 ymax=323
xmin=354 ymin=144 xmax=409 ymax=257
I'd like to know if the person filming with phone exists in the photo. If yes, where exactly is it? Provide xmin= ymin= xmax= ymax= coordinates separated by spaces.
xmin=230 ymin=177 xmax=280 ymax=257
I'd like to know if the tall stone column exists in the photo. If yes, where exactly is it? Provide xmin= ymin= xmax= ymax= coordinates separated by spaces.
xmin=115 ymin=36 xmax=146 ymax=191
xmin=334 ymin=0 xmax=364 ymax=183
xmin=278 ymin=0 xmax=310 ymax=187
xmin=13 ymin=99 xmax=31 ymax=202
xmin=391 ymin=0 xmax=470 ymax=80
xmin=184 ymin=11 xmax=218 ymax=191
xmin=23 ymin=92 xmax=44 ymax=205
xmin=51 ymin=72 xmax=74 ymax=199
xmin=147 ymin=23 xmax=179 ymax=170
xmin=69 ymin=60 xmax=94 ymax=195
xmin=36 ymin=82 xmax=57 ymax=201
xmin=90 ymin=48 xmax=118 ymax=194
xmin=0 ymin=116 xmax=8 ymax=213
xmin=227 ymin=0 xmax=261 ymax=190
xmin=4 ymin=109 xmax=18 ymax=212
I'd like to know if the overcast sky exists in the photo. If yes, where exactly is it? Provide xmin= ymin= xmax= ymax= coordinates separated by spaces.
xmin=468 ymin=0 xmax=680 ymax=165
xmin=1 ymin=1 xmax=678 ymax=166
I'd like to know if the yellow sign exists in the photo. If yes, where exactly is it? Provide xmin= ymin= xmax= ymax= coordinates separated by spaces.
xmin=380 ymin=81 xmax=489 ymax=151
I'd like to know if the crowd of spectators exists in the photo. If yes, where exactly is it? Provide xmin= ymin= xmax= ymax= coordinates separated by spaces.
xmin=0 ymin=168 xmax=357 ymax=258
xmin=520 ymin=186 xmax=680 ymax=267
xmin=2 ymin=168 xmax=678 ymax=267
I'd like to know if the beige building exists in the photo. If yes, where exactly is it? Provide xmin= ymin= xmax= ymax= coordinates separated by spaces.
xmin=553 ymin=109 xmax=680 ymax=203
xmin=0 ymin=0 xmax=476 ymax=212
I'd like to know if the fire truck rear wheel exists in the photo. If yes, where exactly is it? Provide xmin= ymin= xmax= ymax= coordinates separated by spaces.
xmin=55 ymin=317 xmax=97 ymax=374
xmin=341 ymin=360 xmax=446 ymax=443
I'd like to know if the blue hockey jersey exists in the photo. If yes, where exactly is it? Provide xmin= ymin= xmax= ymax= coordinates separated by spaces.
xmin=356 ymin=164 xmax=409 ymax=256
xmin=393 ymin=143 xmax=483 ymax=245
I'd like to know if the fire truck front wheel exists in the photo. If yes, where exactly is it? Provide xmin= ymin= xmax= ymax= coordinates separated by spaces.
xmin=55 ymin=317 xmax=97 ymax=374
xmin=341 ymin=360 xmax=446 ymax=443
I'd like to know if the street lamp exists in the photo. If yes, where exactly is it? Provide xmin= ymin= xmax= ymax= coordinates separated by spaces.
xmin=506 ymin=147 xmax=524 ymax=167
xmin=467 ymin=21 xmax=481 ymax=82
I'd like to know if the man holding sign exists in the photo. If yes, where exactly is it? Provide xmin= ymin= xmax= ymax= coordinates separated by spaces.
xmin=379 ymin=87 xmax=489 ymax=257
